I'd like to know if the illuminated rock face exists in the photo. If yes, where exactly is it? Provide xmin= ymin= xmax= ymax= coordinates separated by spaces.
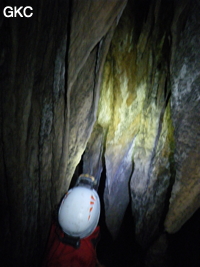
xmin=87 ymin=0 xmax=200 ymax=248
xmin=96 ymin=1 xmax=175 ymax=245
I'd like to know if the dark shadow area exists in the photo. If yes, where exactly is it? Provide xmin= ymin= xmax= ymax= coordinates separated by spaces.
xmin=168 ymin=208 xmax=200 ymax=267
xmin=97 ymin=169 xmax=144 ymax=267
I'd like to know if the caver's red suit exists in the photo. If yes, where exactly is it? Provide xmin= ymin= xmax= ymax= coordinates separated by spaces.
xmin=43 ymin=175 xmax=103 ymax=267
xmin=43 ymin=223 xmax=100 ymax=267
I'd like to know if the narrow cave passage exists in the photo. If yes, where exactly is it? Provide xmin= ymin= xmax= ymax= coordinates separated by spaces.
xmin=1 ymin=0 xmax=200 ymax=266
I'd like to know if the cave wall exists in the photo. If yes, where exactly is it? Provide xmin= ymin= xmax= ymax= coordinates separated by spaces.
xmin=164 ymin=0 xmax=200 ymax=233
xmin=94 ymin=0 xmax=200 ymax=249
xmin=0 ymin=0 xmax=200 ymax=266
xmin=96 ymin=0 xmax=175 ymax=243
xmin=1 ymin=1 xmax=70 ymax=265
xmin=0 ymin=0 xmax=127 ymax=266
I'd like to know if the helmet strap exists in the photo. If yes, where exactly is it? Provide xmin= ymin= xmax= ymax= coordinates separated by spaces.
xmin=60 ymin=233 xmax=80 ymax=249
xmin=55 ymin=225 xmax=80 ymax=249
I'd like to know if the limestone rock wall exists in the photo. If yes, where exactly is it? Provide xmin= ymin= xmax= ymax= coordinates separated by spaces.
xmin=0 ymin=0 xmax=127 ymax=266
xmin=96 ymin=0 xmax=175 ymax=245
xmin=90 ymin=0 xmax=200 ymax=248
xmin=0 ymin=1 xmax=70 ymax=265
xmin=59 ymin=0 xmax=127 ymax=195
xmin=164 ymin=0 xmax=200 ymax=233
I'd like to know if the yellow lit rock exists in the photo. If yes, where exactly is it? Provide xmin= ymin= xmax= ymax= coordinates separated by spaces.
xmin=96 ymin=3 xmax=175 ymax=241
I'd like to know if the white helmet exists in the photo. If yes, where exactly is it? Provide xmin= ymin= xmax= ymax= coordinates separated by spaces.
xmin=58 ymin=175 xmax=100 ymax=239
